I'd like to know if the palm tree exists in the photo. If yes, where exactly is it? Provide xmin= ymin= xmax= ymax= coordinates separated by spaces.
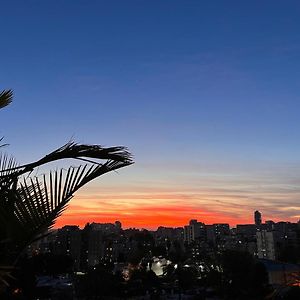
xmin=0 ymin=89 xmax=134 ymax=293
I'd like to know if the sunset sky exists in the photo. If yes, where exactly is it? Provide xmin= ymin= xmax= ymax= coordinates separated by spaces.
xmin=1 ymin=1 xmax=300 ymax=229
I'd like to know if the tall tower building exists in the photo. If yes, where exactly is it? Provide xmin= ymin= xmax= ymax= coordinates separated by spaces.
xmin=254 ymin=210 xmax=262 ymax=226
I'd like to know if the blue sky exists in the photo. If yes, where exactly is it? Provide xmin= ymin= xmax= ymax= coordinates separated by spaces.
xmin=1 ymin=1 xmax=300 ymax=227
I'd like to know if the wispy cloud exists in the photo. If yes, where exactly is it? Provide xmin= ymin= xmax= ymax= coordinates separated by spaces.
xmin=55 ymin=159 xmax=300 ymax=229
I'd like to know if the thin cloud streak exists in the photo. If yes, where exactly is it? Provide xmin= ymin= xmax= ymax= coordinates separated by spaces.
xmin=57 ymin=160 xmax=300 ymax=229
xmin=57 ymin=176 xmax=300 ymax=228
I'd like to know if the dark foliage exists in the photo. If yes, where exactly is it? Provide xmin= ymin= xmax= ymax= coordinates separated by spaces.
xmin=220 ymin=250 xmax=269 ymax=299
xmin=0 ymin=90 xmax=134 ymax=298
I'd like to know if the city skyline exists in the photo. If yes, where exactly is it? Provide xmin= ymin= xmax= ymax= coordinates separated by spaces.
xmin=54 ymin=209 xmax=298 ymax=230
xmin=1 ymin=1 xmax=300 ymax=229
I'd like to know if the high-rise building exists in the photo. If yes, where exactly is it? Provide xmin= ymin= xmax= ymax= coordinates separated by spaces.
xmin=54 ymin=225 xmax=82 ymax=270
xmin=183 ymin=219 xmax=206 ymax=243
xmin=265 ymin=220 xmax=275 ymax=231
xmin=256 ymin=230 xmax=278 ymax=260
xmin=254 ymin=210 xmax=262 ymax=226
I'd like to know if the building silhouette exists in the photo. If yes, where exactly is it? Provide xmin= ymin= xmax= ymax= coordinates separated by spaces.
xmin=254 ymin=210 xmax=262 ymax=226
xmin=26 ymin=213 xmax=300 ymax=274
xmin=183 ymin=219 xmax=206 ymax=244
xmin=256 ymin=230 xmax=277 ymax=260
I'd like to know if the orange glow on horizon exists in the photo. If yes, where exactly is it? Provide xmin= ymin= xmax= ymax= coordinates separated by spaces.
xmin=55 ymin=215 xmax=251 ymax=230
xmin=53 ymin=182 xmax=300 ymax=230
xmin=55 ymin=211 xmax=294 ymax=229
xmin=55 ymin=203 xmax=253 ymax=229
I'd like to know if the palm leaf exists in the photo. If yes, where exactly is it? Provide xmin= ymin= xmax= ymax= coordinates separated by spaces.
xmin=0 ymin=154 xmax=18 ymax=188
xmin=0 ymin=142 xmax=133 ymax=264
xmin=13 ymin=159 xmax=131 ymax=243
xmin=0 ymin=90 xmax=13 ymax=109
xmin=0 ymin=141 xmax=133 ymax=177
xmin=0 ymin=155 xmax=19 ymax=245
xmin=0 ymin=138 xmax=8 ymax=149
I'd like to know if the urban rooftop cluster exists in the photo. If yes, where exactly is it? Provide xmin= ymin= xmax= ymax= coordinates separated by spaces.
xmin=26 ymin=210 xmax=300 ymax=299
xmin=31 ymin=210 xmax=300 ymax=269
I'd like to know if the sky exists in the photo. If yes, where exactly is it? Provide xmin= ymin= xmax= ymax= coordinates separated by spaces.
xmin=1 ymin=1 xmax=300 ymax=229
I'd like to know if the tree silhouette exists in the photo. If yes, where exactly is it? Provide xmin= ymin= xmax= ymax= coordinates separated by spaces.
xmin=220 ymin=250 xmax=268 ymax=299
xmin=0 ymin=89 xmax=134 ymax=296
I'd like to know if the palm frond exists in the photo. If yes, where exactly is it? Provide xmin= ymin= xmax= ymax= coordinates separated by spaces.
xmin=13 ymin=158 xmax=131 ymax=242
xmin=0 ymin=90 xmax=13 ymax=109
xmin=0 ymin=138 xmax=8 ymax=149
xmin=0 ymin=155 xmax=19 ymax=211
xmin=0 ymin=266 xmax=15 ymax=287
xmin=0 ymin=141 xmax=133 ymax=177
xmin=0 ymin=142 xmax=133 ymax=263
xmin=0 ymin=154 xmax=18 ymax=184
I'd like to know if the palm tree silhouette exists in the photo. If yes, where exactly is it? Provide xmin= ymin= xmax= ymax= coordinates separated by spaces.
xmin=0 ymin=89 xmax=134 ymax=293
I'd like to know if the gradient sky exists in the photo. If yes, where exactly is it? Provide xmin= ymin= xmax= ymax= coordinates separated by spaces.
xmin=1 ymin=1 xmax=300 ymax=229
